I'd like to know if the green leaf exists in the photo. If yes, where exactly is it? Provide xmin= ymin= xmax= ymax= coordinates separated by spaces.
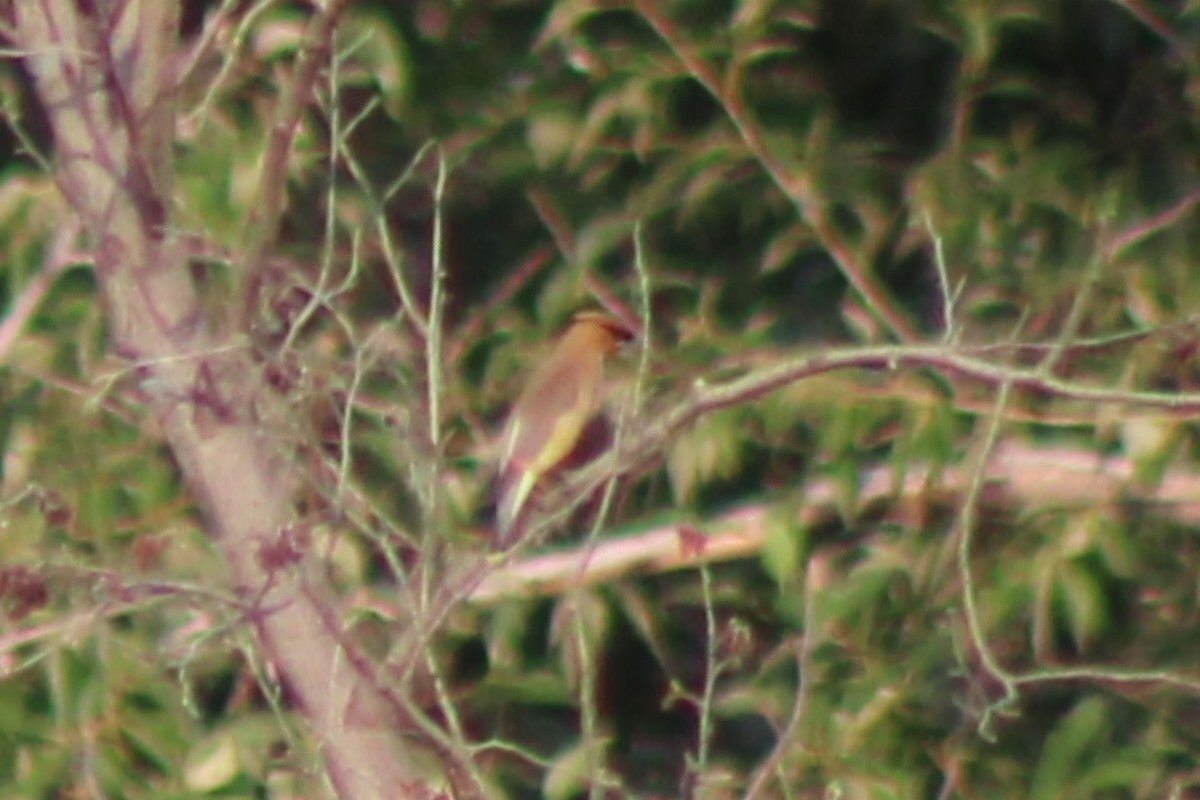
xmin=551 ymin=591 xmax=613 ymax=693
xmin=543 ymin=738 xmax=604 ymax=800
xmin=1090 ymin=512 xmax=1139 ymax=579
xmin=527 ymin=108 xmax=581 ymax=169
xmin=760 ymin=222 xmax=816 ymax=274
xmin=667 ymin=409 xmax=744 ymax=505
xmin=760 ymin=502 xmax=806 ymax=588
xmin=183 ymin=732 xmax=241 ymax=793
xmin=337 ymin=9 xmax=412 ymax=119
xmin=1122 ymin=417 xmax=1178 ymax=487
xmin=1029 ymin=697 xmax=1108 ymax=800
xmin=1054 ymin=560 xmax=1109 ymax=653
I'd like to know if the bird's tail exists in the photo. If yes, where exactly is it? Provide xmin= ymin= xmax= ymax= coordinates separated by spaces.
xmin=494 ymin=467 xmax=536 ymax=548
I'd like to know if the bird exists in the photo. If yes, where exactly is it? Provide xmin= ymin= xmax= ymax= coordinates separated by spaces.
xmin=494 ymin=310 xmax=634 ymax=546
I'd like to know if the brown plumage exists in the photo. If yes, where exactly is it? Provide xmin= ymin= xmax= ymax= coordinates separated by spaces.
xmin=495 ymin=311 xmax=632 ymax=545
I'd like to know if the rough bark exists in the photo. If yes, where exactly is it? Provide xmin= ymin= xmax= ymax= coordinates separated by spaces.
xmin=8 ymin=2 xmax=433 ymax=796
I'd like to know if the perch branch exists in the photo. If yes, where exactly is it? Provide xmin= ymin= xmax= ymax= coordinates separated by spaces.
xmin=471 ymin=440 xmax=1200 ymax=602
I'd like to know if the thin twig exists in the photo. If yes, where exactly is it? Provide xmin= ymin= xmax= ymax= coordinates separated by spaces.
xmin=527 ymin=188 xmax=577 ymax=261
xmin=1039 ymin=232 xmax=1109 ymax=375
xmin=957 ymin=378 xmax=1018 ymax=739
xmin=1102 ymin=0 xmax=1187 ymax=54
xmin=743 ymin=556 xmax=826 ymax=799
xmin=240 ymin=0 xmax=353 ymax=329
xmin=924 ymin=213 xmax=960 ymax=344
xmin=444 ymin=244 xmax=556 ymax=363
xmin=426 ymin=148 xmax=449 ymax=454
xmin=470 ymin=440 xmax=1200 ymax=602
xmin=694 ymin=563 xmax=720 ymax=772
xmin=0 ymin=221 xmax=84 ymax=364
xmin=179 ymin=0 xmax=276 ymax=130
xmin=573 ymin=222 xmax=656 ymax=800
xmin=337 ymin=136 xmax=435 ymax=330
xmin=633 ymin=0 xmax=918 ymax=341
xmin=1106 ymin=186 xmax=1200 ymax=259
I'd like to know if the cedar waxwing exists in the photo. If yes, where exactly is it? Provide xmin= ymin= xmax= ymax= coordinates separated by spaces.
xmin=494 ymin=310 xmax=634 ymax=545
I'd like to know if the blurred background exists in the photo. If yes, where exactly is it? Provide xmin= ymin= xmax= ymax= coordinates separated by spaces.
xmin=3 ymin=0 xmax=1200 ymax=797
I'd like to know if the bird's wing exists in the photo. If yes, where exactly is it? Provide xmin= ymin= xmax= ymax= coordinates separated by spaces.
xmin=501 ymin=356 xmax=596 ymax=470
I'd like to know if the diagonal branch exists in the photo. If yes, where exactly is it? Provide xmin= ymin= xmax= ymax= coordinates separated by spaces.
xmin=472 ymin=440 xmax=1200 ymax=602
xmin=634 ymin=1 xmax=920 ymax=341
xmin=531 ymin=340 xmax=1200 ymax=548
xmin=240 ymin=0 xmax=353 ymax=331
xmin=8 ymin=2 xmax=452 ymax=796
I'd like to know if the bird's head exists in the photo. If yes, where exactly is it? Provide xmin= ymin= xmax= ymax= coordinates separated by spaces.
xmin=567 ymin=309 xmax=637 ymax=355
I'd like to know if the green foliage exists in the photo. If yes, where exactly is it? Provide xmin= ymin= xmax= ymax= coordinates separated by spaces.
xmin=5 ymin=0 xmax=1200 ymax=796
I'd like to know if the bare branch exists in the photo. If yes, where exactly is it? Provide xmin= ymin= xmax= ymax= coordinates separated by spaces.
xmin=0 ymin=220 xmax=84 ymax=364
xmin=471 ymin=440 xmax=1200 ymax=601
xmin=9 ymin=3 xmax=440 ymax=795
xmin=240 ymin=0 xmax=353 ymax=331
xmin=634 ymin=0 xmax=920 ymax=341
